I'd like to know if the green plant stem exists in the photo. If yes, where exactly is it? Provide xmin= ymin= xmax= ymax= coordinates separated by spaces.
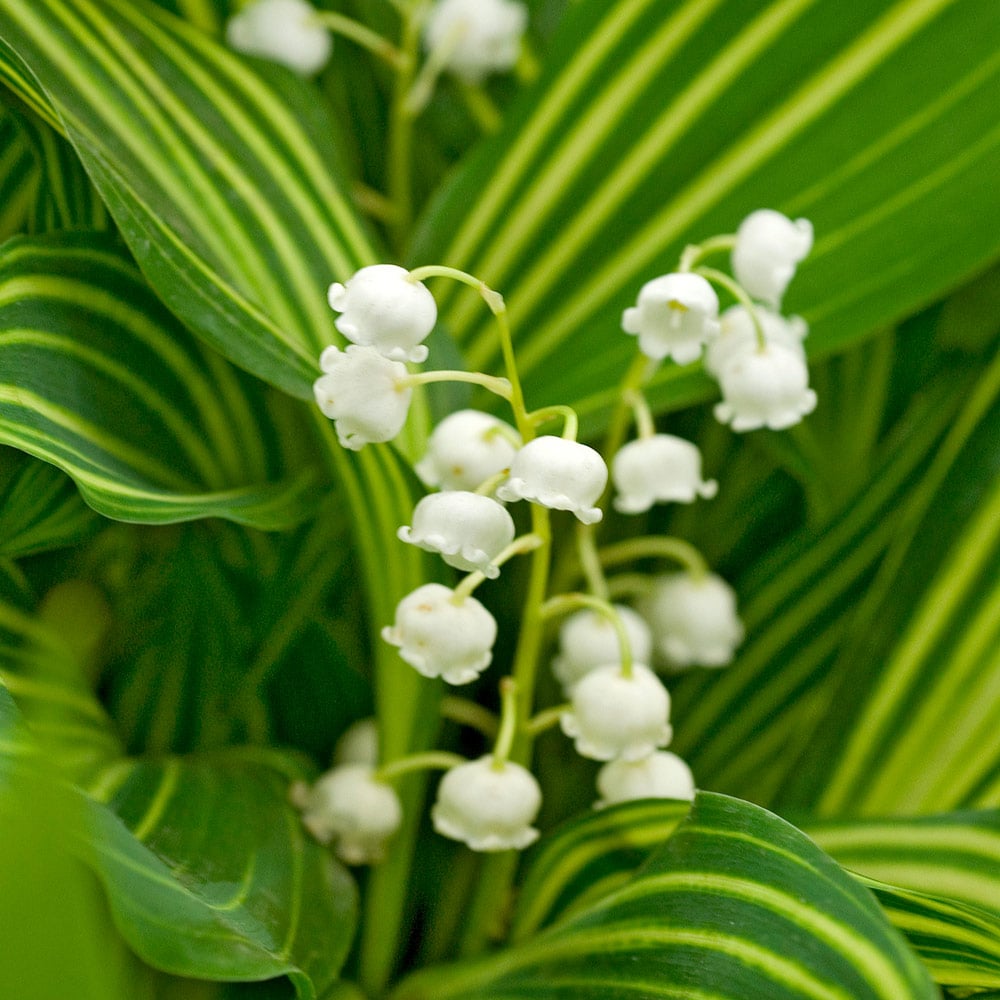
xmin=677 ymin=233 xmax=736 ymax=272
xmin=388 ymin=5 xmax=422 ymax=253
xmin=403 ymin=369 xmax=512 ymax=401
xmin=600 ymin=536 xmax=709 ymax=578
xmin=310 ymin=12 xmax=406 ymax=67
xmin=527 ymin=404 xmax=578 ymax=440
xmin=576 ymin=522 xmax=609 ymax=601
xmin=375 ymin=751 xmax=465 ymax=782
xmin=526 ymin=703 xmax=571 ymax=736
xmin=492 ymin=678 xmax=519 ymax=764
xmin=439 ymin=696 xmax=499 ymax=739
xmin=457 ymin=80 xmax=503 ymax=133
xmin=540 ymin=592 xmax=634 ymax=678
xmin=694 ymin=265 xmax=766 ymax=349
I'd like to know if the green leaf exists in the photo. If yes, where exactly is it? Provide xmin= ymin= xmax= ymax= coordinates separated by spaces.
xmin=809 ymin=812 xmax=1000 ymax=991
xmin=394 ymin=792 xmax=936 ymax=1000
xmin=86 ymin=749 xmax=357 ymax=999
xmin=0 ymin=0 xmax=378 ymax=397
xmin=0 ymin=110 xmax=37 ymax=240
xmin=0 ymin=446 xmax=99 ymax=557
xmin=413 ymin=0 xmax=1000 ymax=425
xmin=0 ymin=232 xmax=319 ymax=527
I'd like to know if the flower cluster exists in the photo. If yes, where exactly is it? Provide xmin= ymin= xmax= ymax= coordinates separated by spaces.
xmin=295 ymin=209 xmax=813 ymax=863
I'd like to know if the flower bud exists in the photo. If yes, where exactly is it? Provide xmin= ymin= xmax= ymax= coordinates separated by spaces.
xmin=424 ymin=0 xmax=528 ymax=84
xmin=313 ymin=345 xmax=412 ymax=450
xmin=713 ymin=342 xmax=817 ymax=432
xmin=621 ymin=273 xmax=719 ymax=365
xmin=612 ymin=435 xmax=717 ymax=513
xmin=432 ymin=756 xmax=541 ymax=851
xmin=416 ymin=410 xmax=521 ymax=493
xmin=398 ymin=492 xmax=515 ymax=578
xmin=334 ymin=719 xmax=379 ymax=766
xmin=226 ymin=0 xmax=332 ymax=76
xmin=731 ymin=209 xmax=813 ymax=307
xmin=327 ymin=264 xmax=437 ymax=363
xmin=704 ymin=305 xmax=807 ymax=380
xmin=552 ymin=605 xmax=653 ymax=692
xmin=382 ymin=583 xmax=497 ymax=685
xmin=496 ymin=436 xmax=607 ymax=524
xmin=595 ymin=751 xmax=695 ymax=808
xmin=561 ymin=663 xmax=672 ymax=762
xmin=642 ymin=571 xmax=744 ymax=668
xmin=296 ymin=764 xmax=402 ymax=865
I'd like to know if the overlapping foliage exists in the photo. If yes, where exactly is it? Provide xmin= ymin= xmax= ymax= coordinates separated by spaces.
xmin=0 ymin=0 xmax=997 ymax=997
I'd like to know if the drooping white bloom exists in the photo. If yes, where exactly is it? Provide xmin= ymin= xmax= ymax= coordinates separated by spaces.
xmin=334 ymin=718 xmax=379 ymax=766
xmin=642 ymin=571 xmax=744 ymax=669
xmin=416 ymin=410 xmax=521 ymax=493
xmin=731 ymin=209 xmax=813 ymax=307
xmin=595 ymin=751 xmax=695 ymax=808
xmin=294 ymin=765 xmax=402 ymax=865
xmin=561 ymin=663 xmax=672 ymax=762
xmin=432 ymin=756 xmax=541 ymax=851
xmin=704 ymin=305 xmax=808 ymax=380
xmin=552 ymin=605 xmax=653 ymax=692
xmin=313 ymin=345 xmax=412 ymax=450
xmin=398 ymin=492 xmax=515 ymax=578
xmin=424 ymin=0 xmax=528 ymax=84
xmin=496 ymin=436 xmax=607 ymax=524
xmin=621 ymin=273 xmax=720 ymax=365
xmin=226 ymin=0 xmax=332 ymax=76
xmin=612 ymin=435 xmax=718 ymax=513
xmin=327 ymin=264 xmax=437 ymax=363
xmin=713 ymin=342 xmax=817 ymax=432
xmin=382 ymin=583 xmax=497 ymax=685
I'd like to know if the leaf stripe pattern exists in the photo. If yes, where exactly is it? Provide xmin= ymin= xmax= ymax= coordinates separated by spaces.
xmin=413 ymin=0 xmax=1000 ymax=421
xmin=0 ymin=0 xmax=377 ymax=397
xmin=396 ymin=794 xmax=935 ymax=1000
xmin=0 ymin=232 xmax=317 ymax=527
xmin=0 ymin=112 xmax=37 ymax=239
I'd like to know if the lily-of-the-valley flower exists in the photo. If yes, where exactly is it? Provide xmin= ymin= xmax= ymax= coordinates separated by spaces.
xmin=642 ymin=571 xmax=744 ymax=669
xmin=496 ymin=436 xmax=608 ymax=524
xmin=423 ymin=0 xmax=528 ymax=84
xmin=552 ymin=605 xmax=653 ymax=692
xmin=313 ymin=344 xmax=412 ymax=450
xmin=432 ymin=755 xmax=542 ymax=851
xmin=621 ymin=272 xmax=720 ymax=365
xmin=595 ymin=750 xmax=696 ymax=808
xmin=416 ymin=409 xmax=521 ymax=492
xmin=704 ymin=305 xmax=808 ymax=380
xmin=382 ymin=583 xmax=497 ymax=685
xmin=327 ymin=264 xmax=437 ymax=363
xmin=612 ymin=434 xmax=718 ymax=513
xmin=731 ymin=209 xmax=813 ymax=308
xmin=713 ymin=341 xmax=817 ymax=432
xmin=561 ymin=663 xmax=672 ymax=762
xmin=334 ymin=718 xmax=379 ymax=766
xmin=293 ymin=764 xmax=402 ymax=865
xmin=226 ymin=0 xmax=332 ymax=76
xmin=398 ymin=491 xmax=515 ymax=578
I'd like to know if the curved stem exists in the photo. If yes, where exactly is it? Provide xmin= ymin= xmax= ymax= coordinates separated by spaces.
xmin=440 ymin=696 xmax=499 ymax=739
xmin=576 ymin=523 xmax=609 ymax=601
xmin=492 ymin=678 xmax=519 ymax=765
xmin=624 ymin=387 xmax=656 ymax=440
xmin=694 ymin=265 xmax=767 ymax=350
xmin=540 ymin=592 xmax=634 ymax=678
xmin=403 ymin=369 xmax=512 ymax=401
xmin=527 ymin=404 xmax=578 ymax=441
xmin=310 ymin=11 xmax=406 ymax=66
xmin=457 ymin=80 xmax=503 ymax=132
xmin=678 ymin=233 xmax=736 ymax=272
xmin=600 ymin=536 xmax=709 ymax=578
xmin=375 ymin=751 xmax=466 ymax=782
xmin=451 ymin=533 xmax=544 ymax=601
xmin=525 ymin=703 xmax=571 ymax=736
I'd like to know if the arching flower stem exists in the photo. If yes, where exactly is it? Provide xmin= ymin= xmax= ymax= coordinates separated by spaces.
xmin=540 ymin=592 xmax=634 ymax=679
xmin=491 ymin=677 xmax=519 ymax=767
xmin=402 ymin=369 xmax=513 ymax=401
xmin=600 ymin=536 xmax=709 ymax=580
xmin=451 ymin=533 xmax=544 ymax=602
xmin=439 ymin=696 xmax=499 ymax=739
xmin=310 ymin=11 xmax=406 ymax=66
xmin=694 ymin=266 xmax=767 ymax=350
xmin=374 ymin=751 xmax=466 ymax=783
xmin=677 ymin=233 xmax=736 ymax=272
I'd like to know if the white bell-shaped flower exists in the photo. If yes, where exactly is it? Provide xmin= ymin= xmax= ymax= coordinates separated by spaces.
xmin=561 ymin=663 xmax=672 ymax=762
xmin=295 ymin=764 xmax=402 ymax=865
xmin=327 ymin=264 xmax=437 ymax=363
xmin=226 ymin=0 xmax=332 ymax=76
xmin=424 ymin=0 xmax=528 ymax=84
xmin=714 ymin=342 xmax=817 ymax=432
xmin=731 ymin=209 xmax=813 ymax=307
xmin=382 ymin=583 xmax=497 ymax=685
xmin=704 ymin=305 xmax=808 ymax=380
xmin=416 ymin=410 xmax=521 ymax=493
xmin=496 ymin=436 xmax=607 ymax=524
xmin=595 ymin=751 xmax=695 ymax=808
xmin=334 ymin=718 xmax=379 ymax=766
xmin=612 ymin=434 xmax=717 ymax=513
xmin=621 ymin=273 xmax=720 ymax=365
xmin=398 ymin=492 xmax=515 ymax=578
xmin=432 ymin=756 xmax=541 ymax=851
xmin=642 ymin=571 xmax=744 ymax=668
xmin=314 ymin=345 xmax=412 ymax=450
xmin=552 ymin=605 xmax=653 ymax=692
